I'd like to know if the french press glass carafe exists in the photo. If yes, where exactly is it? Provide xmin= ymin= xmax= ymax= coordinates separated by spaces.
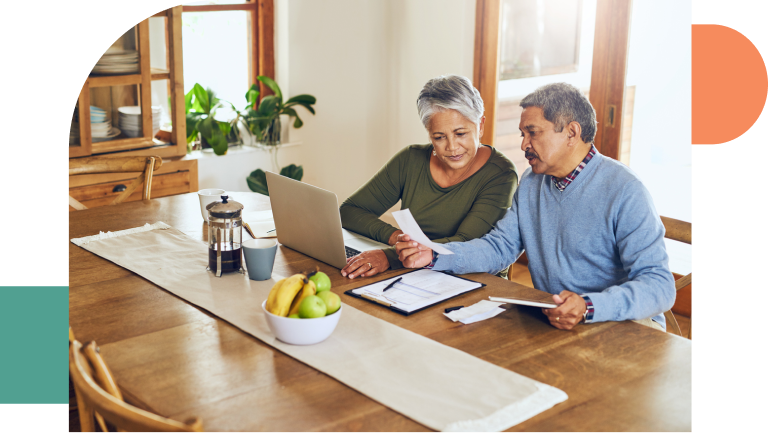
xmin=206 ymin=195 xmax=244 ymax=277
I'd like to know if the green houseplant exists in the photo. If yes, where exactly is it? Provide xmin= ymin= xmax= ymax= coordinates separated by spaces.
xmin=185 ymin=83 xmax=236 ymax=156
xmin=244 ymin=76 xmax=316 ymax=195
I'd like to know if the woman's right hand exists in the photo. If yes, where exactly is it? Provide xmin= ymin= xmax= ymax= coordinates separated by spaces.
xmin=394 ymin=234 xmax=434 ymax=268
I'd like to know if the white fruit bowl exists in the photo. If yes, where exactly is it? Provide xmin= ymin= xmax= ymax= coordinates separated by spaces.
xmin=261 ymin=300 xmax=342 ymax=345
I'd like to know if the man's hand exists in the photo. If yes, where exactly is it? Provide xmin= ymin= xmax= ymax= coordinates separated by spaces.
xmin=394 ymin=234 xmax=433 ymax=268
xmin=340 ymin=249 xmax=390 ymax=279
xmin=542 ymin=290 xmax=587 ymax=330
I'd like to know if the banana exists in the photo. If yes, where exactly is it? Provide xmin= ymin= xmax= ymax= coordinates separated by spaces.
xmin=288 ymin=280 xmax=316 ymax=316
xmin=271 ymin=273 xmax=308 ymax=316
xmin=266 ymin=278 xmax=287 ymax=313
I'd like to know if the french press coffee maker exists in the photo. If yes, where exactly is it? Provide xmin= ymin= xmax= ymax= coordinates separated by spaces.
xmin=206 ymin=195 xmax=244 ymax=277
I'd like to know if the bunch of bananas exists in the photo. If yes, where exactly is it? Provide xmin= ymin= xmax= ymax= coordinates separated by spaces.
xmin=265 ymin=273 xmax=317 ymax=317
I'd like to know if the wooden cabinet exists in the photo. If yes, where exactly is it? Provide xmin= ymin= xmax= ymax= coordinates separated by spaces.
xmin=69 ymin=6 xmax=197 ymax=210
xmin=70 ymin=6 xmax=186 ymax=159
xmin=69 ymin=159 xmax=198 ymax=211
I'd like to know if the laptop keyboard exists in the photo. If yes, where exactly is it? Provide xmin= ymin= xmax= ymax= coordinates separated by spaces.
xmin=345 ymin=246 xmax=361 ymax=258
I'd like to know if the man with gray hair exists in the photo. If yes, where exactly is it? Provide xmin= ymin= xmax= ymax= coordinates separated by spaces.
xmin=396 ymin=82 xmax=675 ymax=331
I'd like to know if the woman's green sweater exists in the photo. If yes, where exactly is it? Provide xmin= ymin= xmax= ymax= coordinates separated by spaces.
xmin=340 ymin=144 xmax=518 ymax=269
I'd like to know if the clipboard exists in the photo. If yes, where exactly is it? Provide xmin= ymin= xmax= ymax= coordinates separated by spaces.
xmin=344 ymin=269 xmax=485 ymax=316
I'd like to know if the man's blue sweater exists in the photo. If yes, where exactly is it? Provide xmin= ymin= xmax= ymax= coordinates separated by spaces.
xmin=433 ymin=151 xmax=676 ymax=327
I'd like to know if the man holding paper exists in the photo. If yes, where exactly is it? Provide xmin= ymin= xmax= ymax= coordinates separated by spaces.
xmin=396 ymin=83 xmax=676 ymax=331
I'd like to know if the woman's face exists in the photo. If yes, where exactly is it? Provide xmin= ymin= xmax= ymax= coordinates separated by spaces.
xmin=428 ymin=109 xmax=485 ymax=173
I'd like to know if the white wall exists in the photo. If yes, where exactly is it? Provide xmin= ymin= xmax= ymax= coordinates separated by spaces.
xmin=279 ymin=0 xmax=476 ymax=202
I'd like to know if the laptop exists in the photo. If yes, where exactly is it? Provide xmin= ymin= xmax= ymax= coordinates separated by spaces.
xmin=266 ymin=171 xmax=390 ymax=268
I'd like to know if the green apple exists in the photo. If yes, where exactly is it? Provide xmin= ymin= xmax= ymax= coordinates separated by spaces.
xmin=288 ymin=313 xmax=300 ymax=319
xmin=298 ymin=295 xmax=327 ymax=319
xmin=317 ymin=291 xmax=340 ymax=315
xmin=309 ymin=271 xmax=332 ymax=293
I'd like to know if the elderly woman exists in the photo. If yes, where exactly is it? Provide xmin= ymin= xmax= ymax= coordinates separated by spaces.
xmin=339 ymin=74 xmax=519 ymax=279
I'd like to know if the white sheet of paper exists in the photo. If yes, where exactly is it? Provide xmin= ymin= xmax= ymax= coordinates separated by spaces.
xmin=444 ymin=300 xmax=505 ymax=322
xmin=244 ymin=210 xmax=276 ymax=238
xmin=392 ymin=209 xmax=454 ymax=255
xmin=459 ymin=307 xmax=506 ymax=324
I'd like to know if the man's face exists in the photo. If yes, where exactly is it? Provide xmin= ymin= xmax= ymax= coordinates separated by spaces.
xmin=519 ymin=106 xmax=571 ymax=177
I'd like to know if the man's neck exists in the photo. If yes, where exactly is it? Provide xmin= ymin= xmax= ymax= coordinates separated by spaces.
xmin=552 ymin=143 xmax=592 ymax=178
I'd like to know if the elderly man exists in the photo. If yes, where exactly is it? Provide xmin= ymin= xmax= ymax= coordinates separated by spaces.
xmin=396 ymin=82 xmax=675 ymax=331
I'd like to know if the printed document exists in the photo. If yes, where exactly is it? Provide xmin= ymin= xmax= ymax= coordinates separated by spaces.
xmin=392 ymin=209 xmax=454 ymax=255
xmin=351 ymin=269 xmax=481 ymax=313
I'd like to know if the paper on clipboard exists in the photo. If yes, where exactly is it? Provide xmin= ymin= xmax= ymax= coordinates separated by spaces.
xmin=392 ymin=209 xmax=454 ymax=255
xmin=350 ymin=269 xmax=482 ymax=314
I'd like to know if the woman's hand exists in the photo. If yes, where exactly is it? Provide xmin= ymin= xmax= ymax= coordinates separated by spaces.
xmin=394 ymin=234 xmax=433 ymax=268
xmin=387 ymin=230 xmax=404 ymax=246
xmin=341 ymin=249 xmax=390 ymax=279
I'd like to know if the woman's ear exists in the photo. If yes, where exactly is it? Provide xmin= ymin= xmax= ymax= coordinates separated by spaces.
xmin=478 ymin=116 xmax=486 ymax=140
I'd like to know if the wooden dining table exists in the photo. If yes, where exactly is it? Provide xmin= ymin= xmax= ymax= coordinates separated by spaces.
xmin=69 ymin=191 xmax=692 ymax=431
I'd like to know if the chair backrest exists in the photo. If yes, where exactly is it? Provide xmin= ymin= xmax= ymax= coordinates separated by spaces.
xmin=69 ymin=339 xmax=203 ymax=432
xmin=660 ymin=216 xmax=692 ymax=338
xmin=69 ymin=156 xmax=163 ymax=210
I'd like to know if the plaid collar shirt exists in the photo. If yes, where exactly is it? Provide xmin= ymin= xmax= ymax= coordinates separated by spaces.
xmin=551 ymin=145 xmax=597 ymax=192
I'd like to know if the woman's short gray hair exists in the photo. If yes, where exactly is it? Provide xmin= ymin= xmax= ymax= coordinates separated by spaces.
xmin=520 ymin=83 xmax=597 ymax=144
xmin=417 ymin=75 xmax=484 ymax=128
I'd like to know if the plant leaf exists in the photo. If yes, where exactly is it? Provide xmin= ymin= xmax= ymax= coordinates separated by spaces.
xmin=257 ymin=76 xmax=283 ymax=102
xmin=217 ymin=121 xmax=232 ymax=136
xmin=184 ymin=88 xmax=194 ymax=112
xmin=198 ymin=116 xmax=228 ymax=155
xmin=284 ymin=101 xmax=316 ymax=115
xmin=207 ymin=129 xmax=228 ymax=155
xmin=245 ymin=84 xmax=260 ymax=107
xmin=280 ymin=164 xmax=304 ymax=181
xmin=258 ymin=95 xmax=280 ymax=116
xmin=192 ymin=83 xmax=210 ymax=113
xmin=282 ymin=107 xmax=303 ymax=128
xmin=285 ymin=94 xmax=316 ymax=105
xmin=207 ymin=87 xmax=220 ymax=111
xmin=185 ymin=113 xmax=201 ymax=142
xmin=197 ymin=115 xmax=214 ymax=138
xmin=246 ymin=169 xmax=270 ymax=196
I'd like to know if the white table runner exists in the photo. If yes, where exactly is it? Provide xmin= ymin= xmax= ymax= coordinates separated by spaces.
xmin=72 ymin=222 xmax=567 ymax=431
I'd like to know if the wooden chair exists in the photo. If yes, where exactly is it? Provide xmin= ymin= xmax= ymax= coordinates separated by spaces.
xmin=660 ymin=217 xmax=696 ymax=337
xmin=69 ymin=339 xmax=203 ymax=432
xmin=69 ymin=156 xmax=163 ymax=210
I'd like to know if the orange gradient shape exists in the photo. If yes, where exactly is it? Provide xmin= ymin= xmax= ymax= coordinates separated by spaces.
xmin=691 ymin=24 xmax=768 ymax=242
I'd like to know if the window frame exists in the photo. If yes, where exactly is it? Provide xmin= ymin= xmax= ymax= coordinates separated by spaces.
xmin=156 ymin=0 xmax=275 ymax=104
xmin=474 ymin=0 xmax=631 ymax=159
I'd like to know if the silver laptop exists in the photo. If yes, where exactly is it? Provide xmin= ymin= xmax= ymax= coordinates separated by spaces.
xmin=266 ymin=171 xmax=389 ymax=268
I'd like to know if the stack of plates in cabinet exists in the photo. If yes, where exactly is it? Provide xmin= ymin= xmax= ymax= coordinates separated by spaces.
xmin=118 ymin=106 xmax=161 ymax=138
xmin=90 ymin=106 xmax=121 ymax=142
xmin=91 ymin=50 xmax=140 ymax=75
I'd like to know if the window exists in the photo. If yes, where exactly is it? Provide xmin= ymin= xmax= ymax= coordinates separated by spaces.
xmin=150 ymin=0 xmax=274 ymax=129
xmin=494 ymin=0 xmax=596 ymax=174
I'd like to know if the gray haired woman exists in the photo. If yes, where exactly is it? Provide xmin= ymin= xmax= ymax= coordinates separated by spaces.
xmin=340 ymin=74 xmax=519 ymax=279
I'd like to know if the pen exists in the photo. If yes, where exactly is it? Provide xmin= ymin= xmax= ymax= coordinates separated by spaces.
xmin=382 ymin=277 xmax=402 ymax=292
xmin=266 ymin=228 xmax=276 ymax=233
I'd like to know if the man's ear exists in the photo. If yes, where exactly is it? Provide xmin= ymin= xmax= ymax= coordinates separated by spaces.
xmin=566 ymin=121 xmax=582 ymax=146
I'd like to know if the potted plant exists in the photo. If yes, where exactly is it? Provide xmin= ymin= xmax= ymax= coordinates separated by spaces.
xmin=243 ymin=76 xmax=317 ymax=195
xmin=185 ymin=83 xmax=238 ymax=156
